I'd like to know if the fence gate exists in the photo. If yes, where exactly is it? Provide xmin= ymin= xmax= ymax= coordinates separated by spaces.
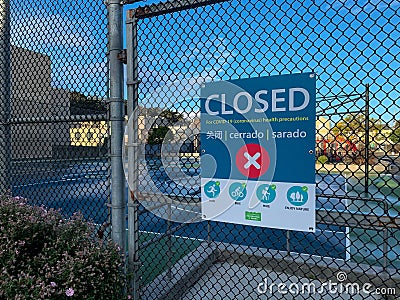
xmin=125 ymin=0 xmax=400 ymax=299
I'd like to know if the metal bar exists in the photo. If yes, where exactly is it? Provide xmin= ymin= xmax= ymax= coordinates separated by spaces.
xmin=12 ymin=157 xmax=107 ymax=164
xmin=315 ymin=96 xmax=362 ymax=114
xmin=107 ymin=0 xmax=126 ymax=252
xmin=207 ymin=220 xmax=211 ymax=244
xmin=7 ymin=114 xmax=108 ymax=124
xmin=316 ymin=93 xmax=363 ymax=100
xmin=316 ymin=193 xmax=383 ymax=203
xmin=0 ymin=0 xmax=11 ymax=195
xmin=136 ymin=191 xmax=200 ymax=203
xmin=316 ymin=110 xmax=363 ymax=117
xmin=167 ymin=202 xmax=172 ymax=280
xmin=123 ymin=0 xmax=142 ymax=4
xmin=316 ymin=95 xmax=362 ymax=108
xmin=286 ymin=231 xmax=290 ymax=254
xmin=364 ymin=83 xmax=370 ymax=195
xmin=126 ymin=9 xmax=141 ymax=300
xmin=316 ymin=209 xmax=400 ymax=230
xmin=134 ymin=0 xmax=229 ymax=19
xmin=382 ymin=201 xmax=389 ymax=271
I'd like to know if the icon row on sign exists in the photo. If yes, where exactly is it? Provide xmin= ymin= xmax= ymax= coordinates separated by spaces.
xmin=203 ymin=181 xmax=309 ymax=206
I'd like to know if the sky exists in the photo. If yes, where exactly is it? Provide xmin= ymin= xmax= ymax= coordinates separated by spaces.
xmin=9 ymin=0 xmax=400 ymax=123
xmin=10 ymin=0 xmax=108 ymax=97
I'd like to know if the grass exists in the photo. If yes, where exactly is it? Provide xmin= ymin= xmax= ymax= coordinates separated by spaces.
xmin=138 ymin=232 xmax=201 ymax=285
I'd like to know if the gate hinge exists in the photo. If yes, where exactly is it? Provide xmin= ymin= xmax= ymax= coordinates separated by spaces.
xmin=117 ymin=49 xmax=127 ymax=64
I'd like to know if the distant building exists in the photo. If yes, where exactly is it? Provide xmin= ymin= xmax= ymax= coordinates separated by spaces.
xmin=70 ymin=121 xmax=107 ymax=146
xmin=11 ymin=46 xmax=70 ymax=159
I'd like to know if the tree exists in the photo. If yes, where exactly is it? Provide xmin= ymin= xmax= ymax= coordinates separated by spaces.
xmin=70 ymin=91 xmax=107 ymax=115
xmin=146 ymin=108 xmax=185 ymax=145
xmin=159 ymin=109 xmax=184 ymax=124
xmin=332 ymin=113 xmax=386 ymax=139
xmin=147 ymin=126 xmax=172 ymax=145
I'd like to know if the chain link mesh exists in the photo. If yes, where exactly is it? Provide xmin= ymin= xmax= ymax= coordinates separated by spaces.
xmin=127 ymin=0 xmax=400 ymax=299
xmin=5 ymin=0 xmax=110 ymax=228
xmin=2 ymin=0 xmax=400 ymax=298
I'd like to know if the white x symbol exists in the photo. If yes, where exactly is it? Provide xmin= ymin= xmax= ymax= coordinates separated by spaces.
xmin=244 ymin=152 xmax=261 ymax=169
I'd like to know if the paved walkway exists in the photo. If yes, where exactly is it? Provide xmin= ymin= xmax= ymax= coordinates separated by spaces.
xmin=181 ymin=262 xmax=383 ymax=300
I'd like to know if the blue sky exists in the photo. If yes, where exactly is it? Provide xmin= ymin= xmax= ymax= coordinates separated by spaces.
xmin=9 ymin=0 xmax=400 ymax=123
xmin=10 ymin=0 xmax=108 ymax=97
xmin=127 ymin=0 xmax=399 ymax=123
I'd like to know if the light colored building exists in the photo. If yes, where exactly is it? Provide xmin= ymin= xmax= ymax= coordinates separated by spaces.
xmin=70 ymin=121 xmax=107 ymax=146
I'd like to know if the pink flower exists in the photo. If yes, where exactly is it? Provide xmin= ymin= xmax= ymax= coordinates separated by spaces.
xmin=50 ymin=281 xmax=57 ymax=287
xmin=65 ymin=288 xmax=74 ymax=297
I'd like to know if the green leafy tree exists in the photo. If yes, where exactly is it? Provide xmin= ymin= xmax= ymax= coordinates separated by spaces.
xmin=332 ymin=113 xmax=385 ymax=139
xmin=147 ymin=126 xmax=172 ymax=145
xmin=159 ymin=109 xmax=184 ymax=124
xmin=146 ymin=109 xmax=185 ymax=145
xmin=70 ymin=91 xmax=107 ymax=115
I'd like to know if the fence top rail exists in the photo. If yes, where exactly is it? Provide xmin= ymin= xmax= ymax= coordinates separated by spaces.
xmin=130 ymin=0 xmax=229 ymax=19
xmin=7 ymin=114 xmax=108 ymax=125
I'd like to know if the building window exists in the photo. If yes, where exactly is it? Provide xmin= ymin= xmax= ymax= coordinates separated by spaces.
xmin=86 ymin=131 xmax=94 ymax=141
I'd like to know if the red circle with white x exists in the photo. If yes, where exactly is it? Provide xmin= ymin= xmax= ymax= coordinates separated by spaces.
xmin=236 ymin=143 xmax=270 ymax=178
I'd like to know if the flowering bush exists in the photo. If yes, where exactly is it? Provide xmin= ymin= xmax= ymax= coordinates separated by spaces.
xmin=0 ymin=195 xmax=125 ymax=299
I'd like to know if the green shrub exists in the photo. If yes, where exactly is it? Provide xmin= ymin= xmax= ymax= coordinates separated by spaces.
xmin=317 ymin=155 xmax=328 ymax=164
xmin=0 ymin=195 xmax=125 ymax=299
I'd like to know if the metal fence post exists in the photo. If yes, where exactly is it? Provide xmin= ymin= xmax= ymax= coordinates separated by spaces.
xmin=107 ymin=0 xmax=125 ymax=251
xmin=0 ymin=0 xmax=11 ymax=195
xmin=364 ymin=83 xmax=370 ymax=196
xmin=126 ymin=9 xmax=140 ymax=300
xmin=167 ymin=202 xmax=172 ymax=280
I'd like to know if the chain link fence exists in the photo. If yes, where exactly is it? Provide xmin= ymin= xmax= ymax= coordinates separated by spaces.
xmin=125 ymin=0 xmax=400 ymax=299
xmin=2 ymin=0 xmax=400 ymax=298
xmin=2 ymin=0 xmax=110 ymax=226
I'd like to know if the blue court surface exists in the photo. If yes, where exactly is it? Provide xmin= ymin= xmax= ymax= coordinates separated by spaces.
xmin=12 ymin=159 xmax=352 ymax=260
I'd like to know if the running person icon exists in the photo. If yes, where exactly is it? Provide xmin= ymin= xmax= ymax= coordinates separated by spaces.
xmin=204 ymin=181 xmax=220 ymax=198
xmin=207 ymin=185 xmax=217 ymax=197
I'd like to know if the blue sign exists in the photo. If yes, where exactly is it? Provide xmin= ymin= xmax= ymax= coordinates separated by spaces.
xmin=201 ymin=73 xmax=316 ymax=232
